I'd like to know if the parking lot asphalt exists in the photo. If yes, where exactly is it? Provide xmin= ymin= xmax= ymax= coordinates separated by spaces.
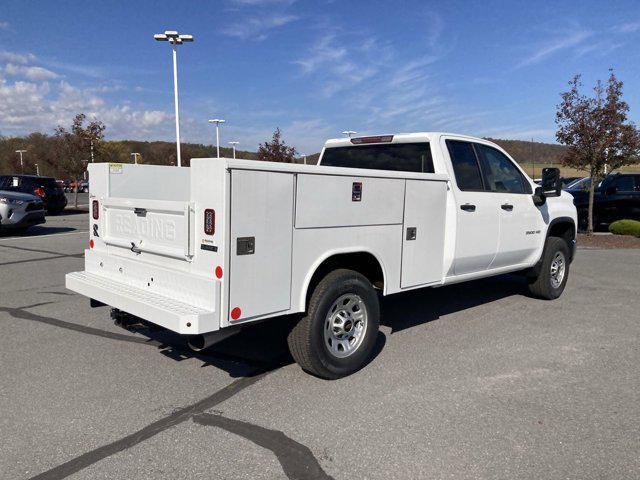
xmin=1 ymin=211 xmax=639 ymax=480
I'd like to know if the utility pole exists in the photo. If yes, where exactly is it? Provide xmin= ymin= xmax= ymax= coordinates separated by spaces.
xmin=15 ymin=150 xmax=26 ymax=173
xmin=228 ymin=141 xmax=239 ymax=159
xmin=131 ymin=153 xmax=141 ymax=164
xmin=35 ymin=163 xmax=39 ymax=176
xmin=90 ymin=140 xmax=95 ymax=162
xmin=154 ymin=30 xmax=194 ymax=167
xmin=208 ymin=119 xmax=226 ymax=158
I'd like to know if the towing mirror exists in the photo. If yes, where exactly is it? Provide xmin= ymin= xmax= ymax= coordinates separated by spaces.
xmin=541 ymin=167 xmax=562 ymax=197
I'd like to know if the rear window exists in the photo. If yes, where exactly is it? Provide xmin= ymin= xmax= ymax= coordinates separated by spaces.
xmin=321 ymin=143 xmax=434 ymax=173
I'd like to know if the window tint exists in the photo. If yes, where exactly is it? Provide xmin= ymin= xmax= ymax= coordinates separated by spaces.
xmin=321 ymin=143 xmax=434 ymax=173
xmin=446 ymin=140 xmax=483 ymax=191
xmin=475 ymin=144 xmax=527 ymax=194
xmin=613 ymin=175 xmax=636 ymax=192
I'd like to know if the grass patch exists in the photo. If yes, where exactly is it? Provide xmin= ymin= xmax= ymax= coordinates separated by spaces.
xmin=609 ymin=219 xmax=640 ymax=238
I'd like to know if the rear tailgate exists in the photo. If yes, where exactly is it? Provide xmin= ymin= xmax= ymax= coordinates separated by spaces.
xmin=101 ymin=197 xmax=194 ymax=260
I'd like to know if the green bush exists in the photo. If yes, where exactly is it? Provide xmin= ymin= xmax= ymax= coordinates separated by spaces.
xmin=608 ymin=219 xmax=640 ymax=237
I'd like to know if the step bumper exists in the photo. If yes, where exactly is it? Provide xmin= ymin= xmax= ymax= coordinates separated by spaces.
xmin=66 ymin=271 xmax=217 ymax=334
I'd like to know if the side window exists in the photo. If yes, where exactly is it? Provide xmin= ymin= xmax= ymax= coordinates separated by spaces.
xmin=612 ymin=175 xmax=635 ymax=192
xmin=475 ymin=144 xmax=528 ymax=194
xmin=446 ymin=140 xmax=483 ymax=191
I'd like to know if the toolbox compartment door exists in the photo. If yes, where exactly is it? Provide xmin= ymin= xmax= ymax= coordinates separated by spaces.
xmin=400 ymin=179 xmax=447 ymax=288
xmin=228 ymin=170 xmax=294 ymax=322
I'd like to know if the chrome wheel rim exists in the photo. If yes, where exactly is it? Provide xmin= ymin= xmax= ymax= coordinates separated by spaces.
xmin=324 ymin=294 xmax=368 ymax=358
xmin=550 ymin=252 xmax=566 ymax=289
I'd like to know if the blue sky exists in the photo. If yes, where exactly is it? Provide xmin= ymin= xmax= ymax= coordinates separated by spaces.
xmin=1 ymin=0 xmax=639 ymax=153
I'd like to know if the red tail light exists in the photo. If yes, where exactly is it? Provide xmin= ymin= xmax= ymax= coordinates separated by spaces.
xmin=34 ymin=187 xmax=45 ymax=197
xmin=204 ymin=209 xmax=215 ymax=235
xmin=92 ymin=200 xmax=99 ymax=220
xmin=350 ymin=135 xmax=393 ymax=144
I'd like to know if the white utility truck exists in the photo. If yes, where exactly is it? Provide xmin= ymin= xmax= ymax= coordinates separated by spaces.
xmin=66 ymin=133 xmax=577 ymax=379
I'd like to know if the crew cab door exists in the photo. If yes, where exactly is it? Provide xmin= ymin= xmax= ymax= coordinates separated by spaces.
xmin=445 ymin=140 xmax=500 ymax=275
xmin=473 ymin=143 xmax=541 ymax=268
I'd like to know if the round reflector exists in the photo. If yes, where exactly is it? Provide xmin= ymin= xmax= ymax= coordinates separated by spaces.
xmin=89 ymin=239 xmax=94 ymax=249
xmin=230 ymin=307 xmax=241 ymax=320
xmin=215 ymin=266 xmax=223 ymax=279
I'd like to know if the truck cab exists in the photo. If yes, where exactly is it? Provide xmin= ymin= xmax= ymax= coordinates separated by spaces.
xmin=318 ymin=132 xmax=577 ymax=281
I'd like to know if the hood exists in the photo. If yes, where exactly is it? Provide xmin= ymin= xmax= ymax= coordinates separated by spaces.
xmin=0 ymin=190 xmax=42 ymax=202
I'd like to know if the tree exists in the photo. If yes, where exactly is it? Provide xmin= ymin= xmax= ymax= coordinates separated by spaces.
xmin=55 ymin=113 xmax=105 ymax=207
xmin=257 ymin=128 xmax=297 ymax=163
xmin=556 ymin=70 xmax=640 ymax=234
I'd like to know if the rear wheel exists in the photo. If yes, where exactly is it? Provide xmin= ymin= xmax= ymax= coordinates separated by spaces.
xmin=287 ymin=269 xmax=380 ymax=379
xmin=527 ymin=237 xmax=570 ymax=300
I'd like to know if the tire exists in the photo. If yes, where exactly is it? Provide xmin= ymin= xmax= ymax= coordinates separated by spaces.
xmin=527 ymin=237 xmax=570 ymax=300
xmin=287 ymin=269 xmax=380 ymax=379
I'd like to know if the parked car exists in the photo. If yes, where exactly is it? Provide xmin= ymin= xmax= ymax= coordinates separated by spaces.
xmin=0 ymin=189 xmax=46 ymax=233
xmin=561 ymin=176 xmax=581 ymax=187
xmin=0 ymin=175 xmax=68 ymax=215
xmin=67 ymin=132 xmax=577 ymax=379
xmin=565 ymin=172 xmax=640 ymax=230
xmin=78 ymin=180 xmax=89 ymax=193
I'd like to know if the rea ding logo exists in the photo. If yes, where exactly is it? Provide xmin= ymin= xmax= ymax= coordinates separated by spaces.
xmin=112 ymin=213 xmax=176 ymax=241
xmin=352 ymin=182 xmax=362 ymax=202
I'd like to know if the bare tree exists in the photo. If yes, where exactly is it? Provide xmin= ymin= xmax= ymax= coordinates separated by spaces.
xmin=257 ymin=128 xmax=297 ymax=163
xmin=55 ymin=114 xmax=105 ymax=207
xmin=556 ymin=70 xmax=640 ymax=234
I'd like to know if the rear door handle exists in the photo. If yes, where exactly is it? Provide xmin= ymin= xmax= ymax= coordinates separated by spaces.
xmin=501 ymin=203 xmax=514 ymax=211
xmin=460 ymin=204 xmax=476 ymax=212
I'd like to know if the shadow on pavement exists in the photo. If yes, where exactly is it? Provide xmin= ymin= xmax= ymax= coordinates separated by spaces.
xmin=380 ymin=273 xmax=528 ymax=333
xmin=109 ymin=274 xmax=525 ymax=377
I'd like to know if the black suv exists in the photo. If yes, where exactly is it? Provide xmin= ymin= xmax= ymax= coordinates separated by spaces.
xmin=0 ymin=175 xmax=68 ymax=215
xmin=566 ymin=172 xmax=640 ymax=230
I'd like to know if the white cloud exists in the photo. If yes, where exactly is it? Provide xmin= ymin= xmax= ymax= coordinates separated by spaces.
xmin=0 ymin=50 xmax=37 ymax=64
xmin=616 ymin=20 xmax=640 ymax=34
xmin=221 ymin=13 xmax=298 ymax=40
xmin=0 ymin=77 xmax=172 ymax=139
xmin=0 ymin=21 xmax=9 ymax=30
xmin=517 ymin=29 xmax=592 ymax=67
xmin=4 ymin=63 xmax=59 ymax=81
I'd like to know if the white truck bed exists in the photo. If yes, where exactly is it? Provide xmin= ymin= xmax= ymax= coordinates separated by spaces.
xmin=66 ymin=159 xmax=449 ymax=335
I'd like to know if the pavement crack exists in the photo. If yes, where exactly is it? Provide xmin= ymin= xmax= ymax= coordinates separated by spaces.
xmin=193 ymin=413 xmax=335 ymax=480
xmin=28 ymin=368 xmax=276 ymax=480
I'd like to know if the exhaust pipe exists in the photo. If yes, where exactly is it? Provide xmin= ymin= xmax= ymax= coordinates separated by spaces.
xmin=187 ymin=327 xmax=241 ymax=352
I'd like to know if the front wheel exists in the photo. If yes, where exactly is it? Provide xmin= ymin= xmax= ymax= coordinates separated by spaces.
xmin=527 ymin=237 xmax=570 ymax=300
xmin=287 ymin=269 xmax=380 ymax=379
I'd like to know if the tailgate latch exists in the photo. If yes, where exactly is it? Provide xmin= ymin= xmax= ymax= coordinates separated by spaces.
xmin=134 ymin=207 xmax=147 ymax=217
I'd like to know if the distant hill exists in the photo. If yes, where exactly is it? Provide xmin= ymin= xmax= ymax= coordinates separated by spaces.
xmin=300 ymin=139 xmax=569 ymax=167
xmin=485 ymin=138 xmax=568 ymax=166
xmin=0 ymin=133 xmax=569 ymax=179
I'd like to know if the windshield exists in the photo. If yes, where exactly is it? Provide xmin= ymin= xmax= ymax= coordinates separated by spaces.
xmin=565 ymin=176 xmax=604 ymax=191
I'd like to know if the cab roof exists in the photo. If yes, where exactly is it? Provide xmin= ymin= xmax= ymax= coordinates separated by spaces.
xmin=323 ymin=132 xmax=483 ymax=148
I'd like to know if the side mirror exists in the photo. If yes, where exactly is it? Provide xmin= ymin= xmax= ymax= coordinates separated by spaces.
xmin=541 ymin=167 xmax=562 ymax=197
xmin=533 ymin=186 xmax=546 ymax=206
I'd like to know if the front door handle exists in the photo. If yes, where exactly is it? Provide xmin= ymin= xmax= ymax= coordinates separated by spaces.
xmin=501 ymin=203 xmax=514 ymax=211
xmin=460 ymin=204 xmax=476 ymax=212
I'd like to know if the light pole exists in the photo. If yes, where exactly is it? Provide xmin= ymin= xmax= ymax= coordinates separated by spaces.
xmin=154 ymin=30 xmax=194 ymax=167
xmin=131 ymin=152 xmax=141 ymax=164
xmin=341 ymin=130 xmax=357 ymax=138
xmin=228 ymin=141 xmax=239 ymax=159
xmin=15 ymin=149 xmax=26 ymax=173
xmin=35 ymin=163 xmax=39 ymax=176
xmin=208 ymin=119 xmax=226 ymax=158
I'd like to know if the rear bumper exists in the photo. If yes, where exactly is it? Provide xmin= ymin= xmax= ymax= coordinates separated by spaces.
xmin=66 ymin=271 xmax=217 ymax=334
